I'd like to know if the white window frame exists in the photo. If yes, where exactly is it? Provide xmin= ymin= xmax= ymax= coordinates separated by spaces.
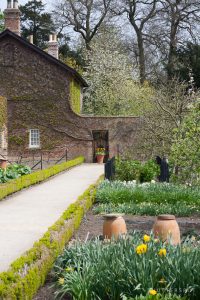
xmin=29 ymin=129 xmax=40 ymax=149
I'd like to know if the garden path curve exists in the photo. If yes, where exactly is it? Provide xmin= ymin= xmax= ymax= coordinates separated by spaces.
xmin=0 ymin=163 xmax=104 ymax=272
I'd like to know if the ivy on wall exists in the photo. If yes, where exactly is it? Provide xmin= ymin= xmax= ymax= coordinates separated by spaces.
xmin=70 ymin=79 xmax=81 ymax=114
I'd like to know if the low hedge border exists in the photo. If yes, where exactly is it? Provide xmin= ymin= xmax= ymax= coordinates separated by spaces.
xmin=0 ymin=175 xmax=103 ymax=299
xmin=0 ymin=156 xmax=84 ymax=202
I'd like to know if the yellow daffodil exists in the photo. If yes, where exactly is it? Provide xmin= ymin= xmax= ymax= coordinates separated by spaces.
xmin=136 ymin=243 xmax=148 ymax=254
xmin=58 ymin=277 xmax=65 ymax=285
xmin=149 ymin=289 xmax=157 ymax=295
xmin=66 ymin=267 xmax=74 ymax=272
xmin=158 ymin=248 xmax=167 ymax=257
xmin=143 ymin=234 xmax=151 ymax=243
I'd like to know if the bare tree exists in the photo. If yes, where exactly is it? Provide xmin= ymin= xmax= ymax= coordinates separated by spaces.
xmin=159 ymin=0 xmax=200 ymax=79
xmin=113 ymin=0 xmax=159 ymax=84
xmin=140 ymin=78 xmax=196 ymax=156
xmin=54 ymin=0 xmax=112 ymax=50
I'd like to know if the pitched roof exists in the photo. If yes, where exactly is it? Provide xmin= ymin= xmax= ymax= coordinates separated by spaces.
xmin=0 ymin=29 xmax=88 ymax=87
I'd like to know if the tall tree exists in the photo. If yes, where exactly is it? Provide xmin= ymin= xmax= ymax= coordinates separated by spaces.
xmin=159 ymin=0 xmax=200 ymax=79
xmin=20 ymin=0 xmax=55 ymax=48
xmin=54 ymin=0 xmax=112 ymax=50
xmin=114 ymin=0 xmax=159 ymax=84
xmin=141 ymin=79 xmax=193 ymax=156
xmin=0 ymin=11 xmax=4 ymax=33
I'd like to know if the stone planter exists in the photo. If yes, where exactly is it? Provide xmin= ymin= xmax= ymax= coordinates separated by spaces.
xmin=103 ymin=213 xmax=127 ymax=239
xmin=153 ymin=214 xmax=180 ymax=245
xmin=96 ymin=154 xmax=104 ymax=164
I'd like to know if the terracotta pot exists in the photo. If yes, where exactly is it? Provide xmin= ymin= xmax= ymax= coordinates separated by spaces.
xmin=0 ymin=159 xmax=7 ymax=170
xmin=103 ymin=213 xmax=127 ymax=239
xmin=153 ymin=214 xmax=180 ymax=245
xmin=96 ymin=154 xmax=104 ymax=164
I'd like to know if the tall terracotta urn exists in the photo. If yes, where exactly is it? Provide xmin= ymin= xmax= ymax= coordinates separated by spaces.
xmin=103 ymin=214 xmax=127 ymax=239
xmin=153 ymin=214 xmax=180 ymax=245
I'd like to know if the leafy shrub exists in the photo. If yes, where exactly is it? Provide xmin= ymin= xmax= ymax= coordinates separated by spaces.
xmin=139 ymin=160 xmax=159 ymax=183
xmin=116 ymin=159 xmax=141 ymax=181
xmin=53 ymin=233 xmax=198 ymax=299
xmin=115 ymin=159 xmax=159 ymax=183
xmin=0 ymin=164 xmax=31 ymax=183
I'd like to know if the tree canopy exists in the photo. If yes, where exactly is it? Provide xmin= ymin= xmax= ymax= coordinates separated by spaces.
xmin=20 ymin=0 xmax=55 ymax=48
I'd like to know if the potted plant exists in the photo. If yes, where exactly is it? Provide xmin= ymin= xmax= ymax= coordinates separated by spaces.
xmin=95 ymin=147 xmax=106 ymax=164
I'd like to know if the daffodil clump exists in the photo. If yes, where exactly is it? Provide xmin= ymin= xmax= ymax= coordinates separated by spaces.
xmin=53 ymin=232 xmax=200 ymax=300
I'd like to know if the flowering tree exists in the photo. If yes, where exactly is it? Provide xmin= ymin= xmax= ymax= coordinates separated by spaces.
xmin=83 ymin=27 xmax=153 ymax=116
xmin=171 ymin=100 xmax=200 ymax=184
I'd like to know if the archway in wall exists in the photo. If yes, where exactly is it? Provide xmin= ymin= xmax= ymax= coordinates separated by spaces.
xmin=92 ymin=130 xmax=109 ymax=163
xmin=0 ymin=96 xmax=7 ymax=158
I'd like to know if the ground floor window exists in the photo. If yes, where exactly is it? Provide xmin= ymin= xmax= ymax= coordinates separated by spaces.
xmin=29 ymin=129 xmax=40 ymax=149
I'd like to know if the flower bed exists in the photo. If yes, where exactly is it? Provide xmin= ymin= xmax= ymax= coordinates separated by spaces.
xmin=0 ymin=156 xmax=84 ymax=202
xmin=95 ymin=180 xmax=200 ymax=216
xmin=52 ymin=232 xmax=195 ymax=299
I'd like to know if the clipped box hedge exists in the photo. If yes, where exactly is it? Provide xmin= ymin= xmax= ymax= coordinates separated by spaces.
xmin=0 ymin=176 xmax=102 ymax=299
xmin=0 ymin=156 xmax=84 ymax=201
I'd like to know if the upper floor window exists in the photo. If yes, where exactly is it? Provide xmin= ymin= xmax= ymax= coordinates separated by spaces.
xmin=29 ymin=129 xmax=40 ymax=149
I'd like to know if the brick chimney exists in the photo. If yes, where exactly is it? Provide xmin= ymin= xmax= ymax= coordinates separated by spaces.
xmin=48 ymin=34 xmax=59 ymax=59
xmin=4 ymin=0 xmax=21 ymax=36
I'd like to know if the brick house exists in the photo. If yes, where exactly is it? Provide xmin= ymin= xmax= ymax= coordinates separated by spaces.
xmin=0 ymin=0 xmax=140 ymax=164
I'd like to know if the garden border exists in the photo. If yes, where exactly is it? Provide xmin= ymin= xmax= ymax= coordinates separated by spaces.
xmin=0 ymin=175 xmax=102 ymax=299
xmin=0 ymin=156 xmax=84 ymax=202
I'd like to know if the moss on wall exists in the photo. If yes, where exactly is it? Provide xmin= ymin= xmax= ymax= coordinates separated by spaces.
xmin=70 ymin=79 xmax=81 ymax=114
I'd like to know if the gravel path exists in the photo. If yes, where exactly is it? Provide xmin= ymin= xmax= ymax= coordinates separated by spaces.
xmin=0 ymin=163 xmax=104 ymax=272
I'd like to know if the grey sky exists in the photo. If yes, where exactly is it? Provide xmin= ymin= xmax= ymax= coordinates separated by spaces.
xmin=0 ymin=0 xmax=50 ymax=11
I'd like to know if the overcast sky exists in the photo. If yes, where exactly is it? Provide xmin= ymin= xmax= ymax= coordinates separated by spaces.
xmin=0 ymin=0 xmax=50 ymax=11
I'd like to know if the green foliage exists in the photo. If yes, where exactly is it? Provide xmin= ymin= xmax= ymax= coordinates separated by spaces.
xmin=116 ymin=159 xmax=141 ymax=181
xmin=124 ymin=295 xmax=186 ymax=300
xmin=173 ymin=42 xmax=200 ymax=89
xmin=53 ymin=233 xmax=198 ymax=299
xmin=115 ymin=159 xmax=159 ymax=182
xmin=171 ymin=101 xmax=200 ymax=185
xmin=0 ymin=164 xmax=31 ymax=183
xmin=0 ymin=156 xmax=84 ymax=202
xmin=0 ymin=171 xmax=100 ymax=299
xmin=95 ymin=180 xmax=200 ymax=216
xmin=70 ymin=79 xmax=81 ymax=114
xmin=0 ymin=11 xmax=4 ymax=33
xmin=20 ymin=0 xmax=55 ymax=48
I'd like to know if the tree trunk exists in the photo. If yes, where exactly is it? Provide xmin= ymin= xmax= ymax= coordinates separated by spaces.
xmin=137 ymin=34 xmax=146 ymax=84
